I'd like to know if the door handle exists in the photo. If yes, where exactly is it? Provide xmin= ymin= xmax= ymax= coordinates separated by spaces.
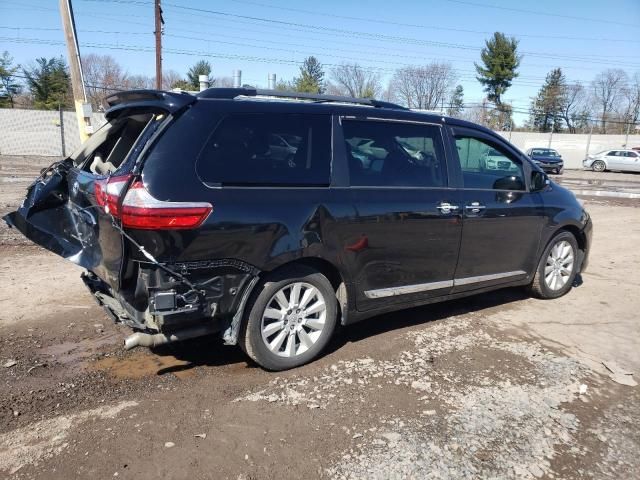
xmin=436 ymin=202 xmax=459 ymax=214
xmin=465 ymin=202 xmax=486 ymax=214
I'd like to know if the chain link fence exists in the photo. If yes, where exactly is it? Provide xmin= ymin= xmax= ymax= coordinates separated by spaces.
xmin=0 ymin=108 xmax=106 ymax=157
xmin=1 ymin=108 xmax=639 ymax=169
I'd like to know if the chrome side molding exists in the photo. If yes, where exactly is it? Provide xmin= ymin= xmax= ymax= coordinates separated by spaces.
xmin=364 ymin=270 xmax=527 ymax=299
xmin=364 ymin=280 xmax=454 ymax=299
xmin=453 ymin=270 xmax=527 ymax=286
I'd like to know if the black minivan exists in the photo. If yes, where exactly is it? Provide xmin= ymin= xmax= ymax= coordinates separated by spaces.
xmin=5 ymin=88 xmax=592 ymax=370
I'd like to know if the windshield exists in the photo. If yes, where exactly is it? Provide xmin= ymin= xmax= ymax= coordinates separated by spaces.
xmin=531 ymin=149 xmax=559 ymax=157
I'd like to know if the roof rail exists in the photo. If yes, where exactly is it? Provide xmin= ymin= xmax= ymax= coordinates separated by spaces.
xmin=197 ymin=87 xmax=408 ymax=110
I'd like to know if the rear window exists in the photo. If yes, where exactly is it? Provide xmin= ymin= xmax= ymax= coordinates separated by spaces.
xmin=196 ymin=113 xmax=331 ymax=186
xmin=71 ymin=113 xmax=156 ymax=175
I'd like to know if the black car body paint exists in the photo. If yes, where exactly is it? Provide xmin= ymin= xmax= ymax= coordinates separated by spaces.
xmin=3 ymin=89 xmax=592 ymax=352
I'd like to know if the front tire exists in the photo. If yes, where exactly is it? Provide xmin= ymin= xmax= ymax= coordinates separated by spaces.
xmin=529 ymin=231 xmax=579 ymax=299
xmin=240 ymin=265 xmax=337 ymax=371
xmin=592 ymin=160 xmax=606 ymax=172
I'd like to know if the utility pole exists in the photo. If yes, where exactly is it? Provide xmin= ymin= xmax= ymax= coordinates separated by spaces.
xmin=154 ymin=0 xmax=164 ymax=89
xmin=59 ymin=0 xmax=92 ymax=142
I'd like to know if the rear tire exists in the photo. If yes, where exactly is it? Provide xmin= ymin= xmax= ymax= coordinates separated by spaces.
xmin=529 ymin=231 xmax=579 ymax=299
xmin=240 ymin=265 xmax=337 ymax=371
xmin=592 ymin=160 xmax=606 ymax=172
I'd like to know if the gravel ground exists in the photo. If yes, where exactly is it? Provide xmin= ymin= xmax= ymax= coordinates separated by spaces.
xmin=0 ymin=155 xmax=638 ymax=479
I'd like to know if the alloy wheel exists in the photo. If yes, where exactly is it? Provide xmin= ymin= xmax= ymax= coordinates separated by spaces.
xmin=260 ymin=282 xmax=327 ymax=357
xmin=544 ymin=240 xmax=575 ymax=291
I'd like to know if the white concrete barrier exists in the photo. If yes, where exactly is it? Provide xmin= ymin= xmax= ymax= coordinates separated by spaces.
xmin=497 ymin=131 xmax=640 ymax=170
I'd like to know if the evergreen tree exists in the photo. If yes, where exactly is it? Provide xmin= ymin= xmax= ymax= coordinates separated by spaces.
xmin=294 ymin=56 xmax=325 ymax=94
xmin=447 ymin=85 xmax=464 ymax=117
xmin=187 ymin=60 xmax=212 ymax=89
xmin=23 ymin=57 xmax=71 ymax=110
xmin=529 ymin=68 xmax=566 ymax=133
xmin=475 ymin=32 xmax=521 ymax=107
xmin=170 ymin=79 xmax=191 ymax=90
xmin=0 ymin=51 xmax=21 ymax=108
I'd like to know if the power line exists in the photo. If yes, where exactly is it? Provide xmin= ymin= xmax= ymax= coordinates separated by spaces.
xmin=156 ymin=3 xmax=640 ymax=67
xmin=45 ymin=9 xmax=632 ymax=76
xmin=3 ymin=35 xmax=636 ymax=91
xmin=11 ymin=68 xmax=639 ymax=127
xmin=441 ymin=0 xmax=639 ymax=28
xmin=80 ymin=0 xmax=640 ymax=44
xmin=160 ymin=30 xmax=635 ymax=85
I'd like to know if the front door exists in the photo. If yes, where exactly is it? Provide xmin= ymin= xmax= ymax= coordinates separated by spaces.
xmin=606 ymin=151 xmax=627 ymax=170
xmin=450 ymin=128 xmax=544 ymax=292
xmin=627 ymin=151 xmax=640 ymax=172
xmin=336 ymin=117 xmax=462 ymax=311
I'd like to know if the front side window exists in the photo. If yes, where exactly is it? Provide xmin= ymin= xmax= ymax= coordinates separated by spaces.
xmin=197 ymin=113 xmax=331 ymax=186
xmin=342 ymin=120 xmax=446 ymax=187
xmin=455 ymin=136 xmax=525 ymax=190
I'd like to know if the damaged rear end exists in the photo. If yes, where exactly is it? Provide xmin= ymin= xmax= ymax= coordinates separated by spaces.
xmin=3 ymin=90 xmax=259 ymax=348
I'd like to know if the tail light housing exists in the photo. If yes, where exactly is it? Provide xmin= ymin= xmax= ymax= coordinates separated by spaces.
xmin=95 ymin=175 xmax=212 ymax=230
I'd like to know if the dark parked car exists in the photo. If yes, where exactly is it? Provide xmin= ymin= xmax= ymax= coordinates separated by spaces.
xmin=4 ymin=88 xmax=592 ymax=370
xmin=525 ymin=148 xmax=564 ymax=174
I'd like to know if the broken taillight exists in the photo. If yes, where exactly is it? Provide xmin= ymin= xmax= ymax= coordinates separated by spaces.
xmin=95 ymin=175 xmax=212 ymax=230
xmin=95 ymin=174 xmax=130 ymax=217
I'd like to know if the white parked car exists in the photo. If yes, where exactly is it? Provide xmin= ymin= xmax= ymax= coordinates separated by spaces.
xmin=583 ymin=149 xmax=640 ymax=173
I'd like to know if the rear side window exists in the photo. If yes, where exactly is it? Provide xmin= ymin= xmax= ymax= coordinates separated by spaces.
xmin=342 ymin=120 xmax=446 ymax=187
xmin=197 ymin=113 xmax=331 ymax=186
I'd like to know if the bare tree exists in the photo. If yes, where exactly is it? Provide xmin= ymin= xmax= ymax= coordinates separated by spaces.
xmin=162 ymin=69 xmax=184 ymax=90
xmin=619 ymin=72 xmax=640 ymax=128
xmin=461 ymin=99 xmax=491 ymax=127
xmin=591 ymin=69 xmax=628 ymax=133
xmin=561 ymin=82 xmax=586 ymax=134
xmin=380 ymin=80 xmax=397 ymax=103
xmin=391 ymin=62 xmax=456 ymax=110
xmin=213 ymin=76 xmax=234 ymax=88
xmin=125 ymin=74 xmax=154 ymax=90
xmin=328 ymin=63 xmax=382 ymax=98
xmin=82 ymin=53 xmax=129 ymax=109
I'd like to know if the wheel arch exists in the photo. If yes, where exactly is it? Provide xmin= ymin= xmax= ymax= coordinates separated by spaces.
xmin=544 ymin=223 xmax=589 ymax=274
xmin=558 ymin=224 xmax=587 ymax=253
xmin=261 ymin=256 xmax=352 ymax=325
xmin=592 ymin=158 xmax=608 ymax=170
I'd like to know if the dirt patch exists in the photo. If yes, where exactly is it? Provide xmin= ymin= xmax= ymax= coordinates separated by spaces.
xmin=90 ymin=350 xmax=196 ymax=380
xmin=0 ymin=401 xmax=138 ymax=475
xmin=0 ymin=160 xmax=639 ymax=479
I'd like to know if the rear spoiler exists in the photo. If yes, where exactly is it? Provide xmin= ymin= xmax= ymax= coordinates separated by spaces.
xmin=104 ymin=90 xmax=196 ymax=120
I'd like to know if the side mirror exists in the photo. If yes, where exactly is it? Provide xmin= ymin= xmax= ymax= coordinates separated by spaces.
xmin=531 ymin=170 xmax=549 ymax=192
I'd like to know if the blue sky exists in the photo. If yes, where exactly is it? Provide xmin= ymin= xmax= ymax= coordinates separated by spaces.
xmin=1 ymin=0 xmax=639 ymax=124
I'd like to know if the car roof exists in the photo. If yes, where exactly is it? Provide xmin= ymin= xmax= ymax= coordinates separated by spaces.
xmin=196 ymin=95 xmax=491 ymax=133
xmin=104 ymin=87 xmax=497 ymax=138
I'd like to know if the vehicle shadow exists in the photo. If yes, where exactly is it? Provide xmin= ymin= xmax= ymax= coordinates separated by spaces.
xmin=153 ymin=286 xmax=531 ymax=374
xmin=325 ymin=287 xmax=530 ymax=355
xmin=150 ymin=335 xmax=251 ymax=374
